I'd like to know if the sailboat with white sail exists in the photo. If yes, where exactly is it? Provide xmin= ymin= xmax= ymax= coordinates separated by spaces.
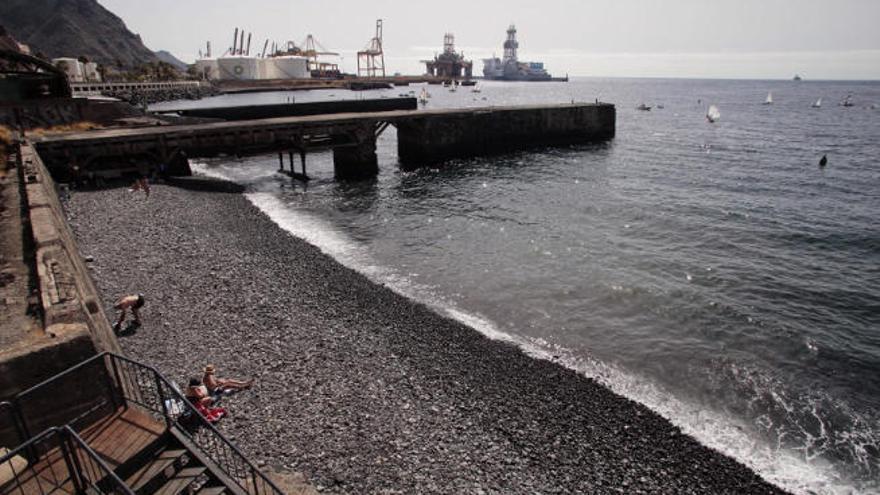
xmin=812 ymin=98 xmax=822 ymax=108
xmin=419 ymin=88 xmax=429 ymax=105
xmin=763 ymin=92 xmax=773 ymax=105
xmin=706 ymin=105 xmax=721 ymax=123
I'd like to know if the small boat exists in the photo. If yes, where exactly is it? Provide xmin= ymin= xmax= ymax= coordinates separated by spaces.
xmin=841 ymin=94 xmax=854 ymax=107
xmin=763 ymin=92 xmax=773 ymax=105
xmin=793 ymin=74 xmax=802 ymax=81
xmin=656 ymin=104 xmax=665 ymax=109
xmin=449 ymin=80 xmax=458 ymax=92
xmin=636 ymin=103 xmax=652 ymax=111
xmin=471 ymin=83 xmax=481 ymax=93
xmin=706 ymin=105 xmax=721 ymax=123
xmin=812 ymin=98 xmax=822 ymax=108
xmin=418 ymin=88 xmax=429 ymax=105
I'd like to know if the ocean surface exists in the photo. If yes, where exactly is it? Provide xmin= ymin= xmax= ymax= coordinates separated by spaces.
xmin=151 ymin=78 xmax=880 ymax=494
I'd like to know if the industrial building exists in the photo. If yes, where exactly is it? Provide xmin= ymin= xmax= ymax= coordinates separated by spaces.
xmin=194 ymin=28 xmax=331 ymax=81
xmin=423 ymin=34 xmax=472 ymax=79
xmin=51 ymin=57 xmax=101 ymax=83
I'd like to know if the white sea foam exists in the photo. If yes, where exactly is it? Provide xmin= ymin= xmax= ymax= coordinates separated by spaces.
xmin=191 ymin=165 xmax=861 ymax=495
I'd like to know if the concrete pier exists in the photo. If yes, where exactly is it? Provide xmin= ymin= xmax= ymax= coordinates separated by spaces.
xmin=163 ymin=97 xmax=417 ymax=121
xmin=32 ymin=103 xmax=615 ymax=181
xmin=396 ymin=104 xmax=615 ymax=168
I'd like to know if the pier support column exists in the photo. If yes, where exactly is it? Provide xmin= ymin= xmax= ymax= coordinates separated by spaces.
xmin=165 ymin=150 xmax=192 ymax=176
xmin=333 ymin=125 xmax=378 ymax=180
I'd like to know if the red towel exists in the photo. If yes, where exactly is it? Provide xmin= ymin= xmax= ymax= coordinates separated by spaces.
xmin=194 ymin=402 xmax=226 ymax=423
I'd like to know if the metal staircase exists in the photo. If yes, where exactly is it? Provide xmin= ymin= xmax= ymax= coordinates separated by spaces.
xmin=0 ymin=353 xmax=284 ymax=495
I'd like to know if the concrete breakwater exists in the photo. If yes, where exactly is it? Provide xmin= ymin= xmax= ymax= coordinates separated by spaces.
xmin=34 ymin=103 xmax=616 ymax=181
xmin=161 ymin=97 xmax=418 ymax=121
xmin=64 ymin=181 xmax=788 ymax=494
xmin=71 ymin=81 xmax=220 ymax=106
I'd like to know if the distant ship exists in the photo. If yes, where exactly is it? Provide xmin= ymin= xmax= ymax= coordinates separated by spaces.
xmin=793 ymin=74 xmax=802 ymax=81
xmin=482 ymin=25 xmax=565 ymax=82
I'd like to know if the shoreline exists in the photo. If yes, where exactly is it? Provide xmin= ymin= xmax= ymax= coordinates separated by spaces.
xmin=65 ymin=181 xmax=789 ymax=494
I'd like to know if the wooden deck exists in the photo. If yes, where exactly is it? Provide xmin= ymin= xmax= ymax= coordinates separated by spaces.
xmin=0 ymin=407 xmax=166 ymax=495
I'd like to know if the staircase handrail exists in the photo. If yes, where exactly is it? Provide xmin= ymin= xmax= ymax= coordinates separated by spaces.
xmin=109 ymin=352 xmax=285 ymax=495
xmin=0 ymin=425 xmax=135 ymax=495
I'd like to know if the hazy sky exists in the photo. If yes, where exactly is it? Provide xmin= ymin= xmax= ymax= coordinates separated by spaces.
xmin=99 ymin=0 xmax=880 ymax=80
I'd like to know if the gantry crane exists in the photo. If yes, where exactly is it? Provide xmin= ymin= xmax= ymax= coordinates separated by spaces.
xmin=357 ymin=19 xmax=385 ymax=78
xmin=300 ymin=34 xmax=340 ymax=76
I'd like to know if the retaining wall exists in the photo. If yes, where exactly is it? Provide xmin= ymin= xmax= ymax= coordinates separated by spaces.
xmin=0 ymin=141 xmax=120 ymax=446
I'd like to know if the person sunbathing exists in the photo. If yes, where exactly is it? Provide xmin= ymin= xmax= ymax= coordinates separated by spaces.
xmin=184 ymin=377 xmax=226 ymax=423
xmin=185 ymin=377 xmax=213 ymax=406
xmin=202 ymin=365 xmax=253 ymax=394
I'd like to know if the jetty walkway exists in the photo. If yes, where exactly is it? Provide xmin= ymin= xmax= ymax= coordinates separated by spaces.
xmin=33 ymin=103 xmax=615 ymax=181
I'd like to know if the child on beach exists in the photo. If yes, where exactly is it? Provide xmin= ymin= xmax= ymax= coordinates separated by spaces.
xmin=128 ymin=159 xmax=151 ymax=198
xmin=129 ymin=177 xmax=150 ymax=198
xmin=202 ymin=365 xmax=253 ymax=395
xmin=112 ymin=293 xmax=144 ymax=332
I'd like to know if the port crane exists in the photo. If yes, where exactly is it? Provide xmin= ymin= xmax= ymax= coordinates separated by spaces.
xmin=357 ymin=19 xmax=385 ymax=78
xmin=300 ymin=34 xmax=339 ymax=76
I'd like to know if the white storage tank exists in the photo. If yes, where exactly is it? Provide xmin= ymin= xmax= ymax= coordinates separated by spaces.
xmin=217 ymin=56 xmax=260 ymax=80
xmin=194 ymin=58 xmax=219 ymax=80
xmin=257 ymin=58 xmax=277 ymax=79
xmin=271 ymin=56 xmax=310 ymax=79
xmin=83 ymin=62 xmax=101 ymax=82
xmin=52 ymin=57 xmax=85 ymax=82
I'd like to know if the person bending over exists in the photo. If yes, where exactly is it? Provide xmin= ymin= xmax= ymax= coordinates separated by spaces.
xmin=113 ymin=294 xmax=145 ymax=332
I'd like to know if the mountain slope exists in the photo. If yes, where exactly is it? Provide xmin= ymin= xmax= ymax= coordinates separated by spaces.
xmin=0 ymin=0 xmax=158 ymax=68
xmin=155 ymin=50 xmax=188 ymax=71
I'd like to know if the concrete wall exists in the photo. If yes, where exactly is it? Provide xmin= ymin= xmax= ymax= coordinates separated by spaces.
xmin=395 ymin=103 xmax=615 ymax=168
xmin=0 ymin=141 xmax=120 ymax=446
xmin=1 ymin=141 xmax=120 ymax=395
xmin=0 ymin=99 xmax=141 ymax=130
xmin=18 ymin=143 xmax=120 ymax=355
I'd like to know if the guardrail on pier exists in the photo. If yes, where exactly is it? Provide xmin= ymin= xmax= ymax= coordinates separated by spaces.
xmin=70 ymin=81 xmax=205 ymax=96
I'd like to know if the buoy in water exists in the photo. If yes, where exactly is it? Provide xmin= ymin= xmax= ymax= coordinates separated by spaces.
xmin=819 ymin=154 xmax=828 ymax=168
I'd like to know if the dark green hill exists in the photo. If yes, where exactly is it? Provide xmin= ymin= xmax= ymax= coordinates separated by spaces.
xmin=0 ymin=0 xmax=158 ymax=68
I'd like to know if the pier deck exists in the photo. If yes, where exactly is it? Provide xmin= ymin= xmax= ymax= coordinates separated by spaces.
xmin=33 ymin=103 xmax=615 ymax=181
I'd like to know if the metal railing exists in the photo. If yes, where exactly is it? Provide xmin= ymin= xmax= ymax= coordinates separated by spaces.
xmin=0 ymin=426 xmax=134 ymax=495
xmin=4 ymin=353 xmax=283 ymax=495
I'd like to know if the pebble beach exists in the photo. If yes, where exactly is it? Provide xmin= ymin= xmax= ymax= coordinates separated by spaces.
xmin=65 ymin=181 xmax=789 ymax=494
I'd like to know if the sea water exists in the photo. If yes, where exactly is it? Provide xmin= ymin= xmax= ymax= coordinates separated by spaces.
xmin=154 ymin=78 xmax=880 ymax=494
